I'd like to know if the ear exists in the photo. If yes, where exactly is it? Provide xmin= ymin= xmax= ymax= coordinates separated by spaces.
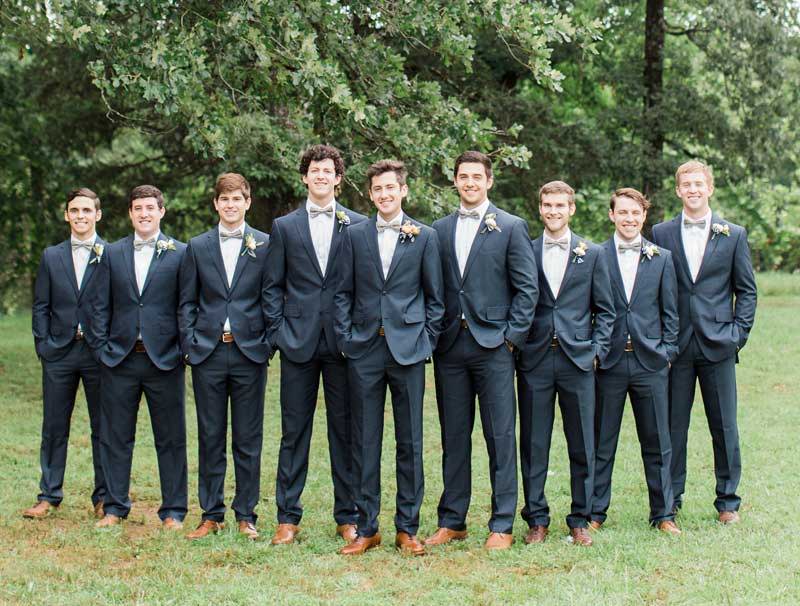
xmin=96 ymin=209 xmax=102 ymax=222
xmin=486 ymin=175 xmax=494 ymax=190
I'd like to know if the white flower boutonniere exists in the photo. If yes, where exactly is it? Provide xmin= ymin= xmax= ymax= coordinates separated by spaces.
xmin=711 ymin=222 xmax=730 ymax=239
xmin=572 ymin=241 xmax=588 ymax=263
xmin=241 ymin=233 xmax=265 ymax=258
xmin=156 ymin=239 xmax=177 ymax=258
xmin=336 ymin=210 xmax=351 ymax=232
xmin=641 ymin=243 xmax=661 ymax=263
xmin=481 ymin=213 xmax=502 ymax=234
xmin=399 ymin=220 xmax=421 ymax=243
xmin=89 ymin=243 xmax=104 ymax=264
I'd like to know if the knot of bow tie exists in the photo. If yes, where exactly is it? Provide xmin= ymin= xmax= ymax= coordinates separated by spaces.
xmin=220 ymin=229 xmax=243 ymax=242
xmin=133 ymin=238 xmax=157 ymax=250
xmin=457 ymin=208 xmax=481 ymax=220
xmin=71 ymin=241 xmax=93 ymax=252
xmin=617 ymin=242 xmax=641 ymax=252
xmin=309 ymin=206 xmax=334 ymax=218
xmin=683 ymin=219 xmax=706 ymax=229
xmin=544 ymin=237 xmax=569 ymax=250
xmin=376 ymin=220 xmax=402 ymax=233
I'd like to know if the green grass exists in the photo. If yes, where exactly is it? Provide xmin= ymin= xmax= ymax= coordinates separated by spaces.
xmin=1 ymin=277 xmax=799 ymax=605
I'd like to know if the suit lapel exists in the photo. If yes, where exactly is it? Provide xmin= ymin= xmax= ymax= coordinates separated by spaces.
xmin=324 ymin=203 xmax=346 ymax=277
xmin=555 ymin=233 xmax=581 ymax=299
xmin=295 ymin=206 xmax=324 ymax=279
xmin=229 ymin=225 xmax=255 ymax=293
xmin=206 ymin=228 xmax=230 ymax=292
xmin=140 ymin=233 xmax=167 ymax=296
xmin=605 ymin=239 xmax=628 ymax=302
xmin=78 ymin=237 xmax=103 ymax=298
xmin=695 ymin=213 xmax=723 ymax=282
xmin=532 ymin=236 xmax=556 ymax=302
xmin=384 ymin=216 xmax=411 ymax=284
xmin=121 ymin=235 xmax=138 ymax=296
xmin=58 ymin=240 xmax=80 ymax=297
xmin=668 ymin=215 xmax=692 ymax=281
xmin=363 ymin=216 xmax=385 ymax=282
xmin=460 ymin=204 xmax=496 ymax=283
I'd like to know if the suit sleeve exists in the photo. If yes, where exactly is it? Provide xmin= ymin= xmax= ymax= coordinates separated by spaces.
xmin=263 ymin=221 xmax=286 ymax=348
xmin=505 ymin=219 xmax=539 ymax=348
xmin=31 ymin=251 xmax=51 ymax=353
xmin=422 ymin=229 xmax=445 ymax=350
xmin=178 ymin=240 xmax=200 ymax=357
xmin=333 ymin=228 xmax=355 ymax=354
xmin=660 ymin=251 xmax=680 ymax=362
xmin=86 ymin=247 xmax=112 ymax=353
xmin=732 ymin=227 xmax=757 ymax=350
xmin=590 ymin=247 xmax=616 ymax=362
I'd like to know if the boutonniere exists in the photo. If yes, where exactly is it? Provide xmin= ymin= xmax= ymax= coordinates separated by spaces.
xmin=336 ymin=210 xmax=350 ymax=232
xmin=711 ymin=222 xmax=730 ymax=239
xmin=481 ymin=213 xmax=502 ymax=234
xmin=641 ymin=243 xmax=661 ymax=263
xmin=572 ymin=241 xmax=588 ymax=263
xmin=156 ymin=239 xmax=177 ymax=257
xmin=241 ymin=233 xmax=265 ymax=258
xmin=89 ymin=243 xmax=104 ymax=264
xmin=399 ymin=220 xmax=421 ymax=243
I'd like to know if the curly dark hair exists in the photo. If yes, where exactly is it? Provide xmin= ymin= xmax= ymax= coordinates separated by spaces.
xmin=299 ymin=144 xmax=346 ymax=177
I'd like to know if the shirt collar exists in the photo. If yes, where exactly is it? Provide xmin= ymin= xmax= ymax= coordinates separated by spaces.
xmin=219 ymin=221 xmax=246 ymax=236
xmin=306 ymin=199 xmax=336 ymax=214
xmin=459 ymin=199 xmax=491 ymax=220
xmin=71 ymin=233 xmax=97 ymax=246
xmin=681 ymin=209 xmax=712 ymax=229
xmin=613 ymin=232 xmax=642 ymax=250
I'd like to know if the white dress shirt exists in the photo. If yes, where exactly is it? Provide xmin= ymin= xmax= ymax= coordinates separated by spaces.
xmin=133 ymin=232 xmax=159 ymax=295
xmin=219 ymin=221 xmax=246 ymax=332
xmin=542 ymin=228 xmax=571 ymax=297
xmin=377 ymin=212 xmax=403 ymax=279
xmin=614 ymin=233 xmax=641 ymax=302
xmin=681 ymin=209 xmax=711 ymax=282
xmin=455 ymin=199 xmax=490 ymax=277
xmin=307 ymin=199 xmax=335 ymax=276
xmin=71 ymin=233 xmax=96 ymax=333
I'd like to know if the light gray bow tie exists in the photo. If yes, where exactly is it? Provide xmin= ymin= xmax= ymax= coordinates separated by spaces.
xmin=309 ymin=206 xmax=334 ymax=218
xmin=457 ymin=209 xmax=480 ymax=220
xmin=683 ymin=219 xmax=706 ymax=229
xmin=617 ymin=242 xmax=641 ymax=252
xmin=377 ymin=221 xmax=402 ymax=233
xmin=220 ymin=229 xmax=243 ymax=242
xmin=71 ymin=241 xmax=93 ymax=252
xmin=133 ymin=238 xmax=156 ymax=251
xmin=544 ymin=237 xmax=569 ymax=250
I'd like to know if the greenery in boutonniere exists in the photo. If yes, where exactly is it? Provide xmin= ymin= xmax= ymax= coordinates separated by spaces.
xmin=241 ymin=233 xmax=265 ymax=258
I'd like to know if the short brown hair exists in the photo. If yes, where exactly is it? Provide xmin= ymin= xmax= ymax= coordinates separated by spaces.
xmin=675 ymin=160 xmax=714 ymax=188
xmin=214 ymin=173 xmax=251 ymax=199
xmin=128 ymin=184 xmax=164 ymax=209
xmin=299 ymin=144 xmax=345 ymax=177
xmin=66 ymin=187 xmax=100 ymax=210
xmin=366 ymin=159 xmax=407 ymax=188
xmin=609 ymin=187 xmax=650 ymax=211
xmin=538 ymin=180 xmax=575 ymax=205
xmin=453 ymin=150 xmax=492 ymax=179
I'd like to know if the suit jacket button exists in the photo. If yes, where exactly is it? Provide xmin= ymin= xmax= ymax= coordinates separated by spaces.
xmin=554 ymin=305 xmax=558 ymax=310
xmin=139 ymin=303 xmax=143 ymax=307
xmin=382 ymin=291 xmax=387 ymax=295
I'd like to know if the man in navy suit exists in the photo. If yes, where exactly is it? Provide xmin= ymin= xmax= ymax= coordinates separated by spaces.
xmin=652 ymin=161 xmax=757 ymax=524
xmin=264 ymin=145 xmax=365 ymax=545
xmin=590 ymin=188 xmax=680 ymax=534
xmin=88 ymin=185 xmax=188 ymax=530
xmin=334 ymin=160 xmax=444 ymax=556
xmin=179 ymin=173 xmax=270 ymax=540
xmin=518 ymin=180 xmax=615 ymax=547
xmin=426 ymin=151 xmax=538 ymax=550
xmin=25 ymin=188 xmax=107 ymax=520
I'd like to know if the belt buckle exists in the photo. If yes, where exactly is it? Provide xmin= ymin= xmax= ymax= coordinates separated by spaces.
xmin=550 ymin=336 xmax=559 ymax=349
xmin=378 ymin=326 xmax=385 ymax=337
xmin=624 ymin=338 xmax=634 ymax=352
xmin=134 ymin=340 xmax=146 ymax=353
xmin=221 ymin=332 xmax=234 ymax=343
xmin=74 ymin=330 xmax=84 ymax=341
xmin=460 ymin=319 xmax=468 ymax=329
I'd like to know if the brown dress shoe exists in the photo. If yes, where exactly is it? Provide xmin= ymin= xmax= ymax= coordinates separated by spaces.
xmin=162 ymin=517 xmax=183 ymax=530
xmin=588 ymin=520 xmax=603 ymax=531
xmin=22 ymin=501 xmax=57 ymax=519
xmin=339 ymin=533 xmax=381 ymax=555
xmin=271 ymin=523 xmax=300 ymax=545
xmin=524 ymin=525 xmax=549 ymax=545
xmin=657 ymin=520 xmax=682 ymax=535
xmin=569 ymin=527 xmax=593 ymax=546
xmin=186 ymin=520 xmax=224 ymax=540
xmin=336 ymin=523 xmax=358 ymax=544
xmin=93 ymin=502 xmax=105 ymax=519
xmin=718 ymin=511 xmax=740 ymax=524
xmin=95 ymin=514 xmax=122 ymax=528
xmin=424 ymin=527 xmax=468 ymax=546
xmin=239 ymin=521 xmax=259 ymax=540
xmin=484 ymin=532 xmax=513 ymax=550
xmin=395 ymin=532 xmax=425 ymax=556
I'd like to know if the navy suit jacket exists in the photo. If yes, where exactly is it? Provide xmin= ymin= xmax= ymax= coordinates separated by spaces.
xmin=334 ymin=215 xmax=445 ymax=365
xmin=652 ymin=213 xmax=757 ymax=362
xmin=178 ymin=225 xmax=270 ymax=365
xmin=432 ymin=204 xmax=538 ymax=353
xmin=264 ymin=203 xmax=366 ymax=362
xmin=32 ymin=236 xmax=106 ymax=362
xmin=599 ymin=237 xmax=679 ymax=372
xmin=87 ymin=233 xmax=186 ymax=371
xmin=519 ymin=233 xmax=615 ymax=373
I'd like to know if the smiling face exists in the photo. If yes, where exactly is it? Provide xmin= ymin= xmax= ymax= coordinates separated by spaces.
xmin=369 ymin=170 xmax=407 ymax=221
xmin=214 ymin=188 xmax=251 ymax=230
xmin=609 ymin=195 xmax=646 ymax=242
xmin=129 ymin=196 xmax=165 ymax=240
xmin=454 ymin=162 xmax=493 ymax=209
xmin=64 ymin=196 xmax=101 ymax=240
xmin=676 ymin=171 xmax=714 ymax=219
xmin=303 ymin=158 xmax=341 ymax=206
xmin=539 ymin=192 xmax=575 ymax=238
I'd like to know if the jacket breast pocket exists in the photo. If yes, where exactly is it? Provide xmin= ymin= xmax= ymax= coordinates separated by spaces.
xmin=486 ymin=305 xmax=509 ymax=321
xmin=284 ymin=304 xmax=301 ymax=318
xmin=575 ymin=329 xmax=592 ymax=340
xmin=715 ymin=311 xmax=734 ymax=323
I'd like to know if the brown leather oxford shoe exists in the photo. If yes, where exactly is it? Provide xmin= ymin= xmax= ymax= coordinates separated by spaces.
xmin=718 ymin=511 xmax=740 ymax=525
xmin=271 ymin=523 xmax=300 ymax=545
xmin=336 ymin=523 xmax=358 ymax=544
xmin=93 ymin=502 xmax=105 ymax=520
xmin=22 ymin=501 xmax=57 ymax=519
xmin=95 ymin=514 xmax=122 ymax=529
xmin=162 ymin=517 xmax=183 ymax=530
xmin=588 ymin=520 xmax=603 ymax=531
xmin=239 ymin=521 xmax=259 ymax=540
xmin=569 ymin=527 xmax=593 ymax=546
xmin=424 ymin=527 xmax=468 ymax=546
xmin=484 ymin=532 xmax=513 ymax=550
xmin=395 ymin=532 xmax=425 ymax=556
xmin=657 ymin=520 xmax=682 ymax=535
xmin=524 ymin=525 xmax=549 ymax=545
xmin=186 ymin=520 xmax=224 ymax=540
xmin=339 ymin=533 xmax=381 ymax=555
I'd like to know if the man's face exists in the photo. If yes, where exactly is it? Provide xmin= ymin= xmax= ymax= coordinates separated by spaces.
xmin=609 ymin=196 xmax=646 ymax=241
xmin=539 ymin=193 xmax=575 ymax=234
xmin=214 ymin=188 xmax=251 ymax=229
xmin=64 ymin=196 xmax=101 ymax=239
xmin=129 ymin=197 xmax=165 ymax=239
xmin=454 ymin=162 xmax=493 ymax=208
xmin=369 ymin=171 xmax=407 ymax=220
xmin=302 ymin=158 xmax=341 ymax=204
xmin=675 ymin=171 xmax=714 ymax=216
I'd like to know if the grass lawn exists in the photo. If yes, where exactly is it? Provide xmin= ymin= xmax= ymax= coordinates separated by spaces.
xmin=0 ymin=273 xmax=798 ymax=605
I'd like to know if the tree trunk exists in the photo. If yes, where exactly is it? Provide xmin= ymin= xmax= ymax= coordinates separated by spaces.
xmin=643 ymin=0 xmax=665 ymax=221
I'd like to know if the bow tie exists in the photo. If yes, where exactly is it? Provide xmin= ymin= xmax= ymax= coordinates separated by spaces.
xmin=683 ymin=219 xmax=706 ymax=230
xmin=377 ymin=221 xmax=402 ymax=233
xmin=220 ymin=229 xmax=243 ymax=242
xmin=133 ymin=238 xmax=157 ymax=251
xmin=71 ymin=241 xmax=93 ymax=252
xmin=309 ymin=206 xmax=334 ymax=218
xmin=544 ymin=237 xmax=569 ymax=250
xmin=617 ymin=242 xmax=641 ymax=253
xmin=457 ymin=208 xmax=480 ymax=220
